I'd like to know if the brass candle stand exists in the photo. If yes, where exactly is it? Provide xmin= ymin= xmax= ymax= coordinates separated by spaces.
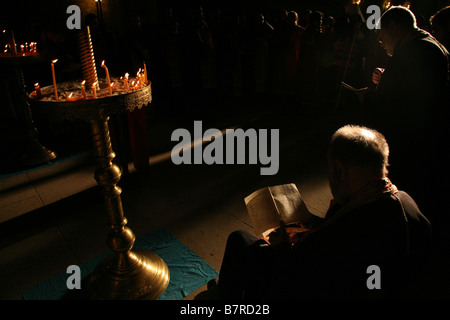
xmin=28 ymin=84 xmax=170 ymax=300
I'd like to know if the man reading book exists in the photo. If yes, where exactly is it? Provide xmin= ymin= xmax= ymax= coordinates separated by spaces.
xmin=207 ymin=125 xmax=431 ymax=299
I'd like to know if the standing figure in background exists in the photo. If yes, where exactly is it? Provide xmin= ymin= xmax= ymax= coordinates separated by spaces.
xmin=367 ymin=6 xmax=450 ymax=230
xmin=430 ymin=5 xmax=450 ymax=52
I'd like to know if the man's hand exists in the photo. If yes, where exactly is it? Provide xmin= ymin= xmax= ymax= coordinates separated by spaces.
xmin=268 ymin=220 xmax=289 ymax=247
xmin=372 ymin=67 xmax=385 ymax=85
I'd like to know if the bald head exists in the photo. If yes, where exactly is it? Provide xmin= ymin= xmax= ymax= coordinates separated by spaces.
xmin=328 ymin=125 xmax=390 ymax=177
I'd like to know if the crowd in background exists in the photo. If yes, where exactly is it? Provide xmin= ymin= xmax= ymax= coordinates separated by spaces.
xmin=27 ymin=2 xmax=448 ymax=116
xmin=105 ymin=3 xmax=447 ymax=115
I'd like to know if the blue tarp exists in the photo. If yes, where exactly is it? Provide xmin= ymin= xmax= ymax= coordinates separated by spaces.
xmin=22 ymin=228 xmax=218 ymax=300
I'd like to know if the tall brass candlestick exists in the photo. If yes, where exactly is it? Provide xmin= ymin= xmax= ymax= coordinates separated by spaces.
xmin=88 ymin=117 xmax=170 ymax=300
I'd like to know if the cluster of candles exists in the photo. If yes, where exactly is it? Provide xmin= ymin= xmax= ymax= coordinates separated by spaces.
xmin=120 ymin=65 xmax=148 ymax=92
xmin=2 ymin=29 xmax=37 ymax=56
xmin=4 ymin=41 xmax=38 ymax=55
xmin=33 ymin=59 xmax=149 ymax=101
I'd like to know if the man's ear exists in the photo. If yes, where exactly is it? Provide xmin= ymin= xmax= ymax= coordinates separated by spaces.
xmin=335 ymin=159 xmax=348 ymax=180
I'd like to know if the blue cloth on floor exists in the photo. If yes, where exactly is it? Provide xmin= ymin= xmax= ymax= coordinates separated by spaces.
xmin=22 ymin=228 xmax=218 ymax=300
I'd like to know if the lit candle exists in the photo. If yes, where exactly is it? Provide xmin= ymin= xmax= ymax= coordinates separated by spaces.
xmin=81 ymin=80 xmax=86 ymax=99
xmin=34 ymin=83 xmax=42 ymax=97
xmin=139 ymin=69 xmax=145 ymax=87
xmin=144 ymin=62 xmax=148 ymax=84
xmin=136 ymin=72 xmax=140 ymax=89
xmin=66 ymin=92 xmax=79 ymax=101
xmin=51 ymin=59 xmax=58 ymax=100
xmin=125 ymin=73 xmax=129 ymax=90
xmin=92 ymin=82 xmax=97 ymax=98
xmin=110 ymin=82 xmax=114 ymax=93
xmin=101 ymin=60 xmax=112 ymax=95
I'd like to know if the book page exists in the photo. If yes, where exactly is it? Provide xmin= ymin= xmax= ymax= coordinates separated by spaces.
xmin=341 ymin=81 xmax=358 ymax=91
xmin=244 ymin=184 xmax=313 ymax=237
xmin=341 ymin=81 xmax=368 ymax=92
xmin=270 ymin=184 xmax=313 ymax=227
xmin=244 ymin=187 xmax=282 ymax=237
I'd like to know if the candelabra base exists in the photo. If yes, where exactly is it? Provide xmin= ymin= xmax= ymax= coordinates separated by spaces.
xmin=88 ymin=249 xmax=170 ymax=300
xmin=19 ymin=136 xmax=57 ymax=167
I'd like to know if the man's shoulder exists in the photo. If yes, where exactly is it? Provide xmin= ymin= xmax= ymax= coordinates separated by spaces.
xmin=404 ymin=31 xmax=448 ymax=58
xmin=394 ymin=191 xmax=431 ymax=226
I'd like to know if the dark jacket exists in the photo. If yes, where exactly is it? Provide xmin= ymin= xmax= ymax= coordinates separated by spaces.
xmin=276 ymin=190 xmax=431 ymax=299
xmin=364 ymin=29 xmax=450 ymax=216
xmin=368 ymin=28 xmax=449 ymax=134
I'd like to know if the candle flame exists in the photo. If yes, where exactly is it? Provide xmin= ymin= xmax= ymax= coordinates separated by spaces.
xmin=101 ymin=60 xmax=105 ymax=66
xmin=93 ymin=82 xmax=98 ymax=87
xmin=34 ymin=83 xmax=39 ymax=87
xmin=68 ymin=93 xmax=73 ymax=98
xmin=111 ymin=82 xmax=114 ymax=87
xmin=52 ymin=59 xmax=58 ymax=63
xmin=125 ymin=73 xmax=129 ymax=78
xmin=81 ymin=80 xmax=86 ymax=85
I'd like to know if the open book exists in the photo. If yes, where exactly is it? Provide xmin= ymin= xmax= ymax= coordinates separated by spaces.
xmin=341 ymin=81 xmax=368 ymax=92
xmin=244 ymin=183 xmax=314 ymax=237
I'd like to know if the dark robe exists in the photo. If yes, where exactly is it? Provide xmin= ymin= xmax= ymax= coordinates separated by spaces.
xmin=216 ymin=179 xmax=431 ymax=299
xmin=364 ymin=29 xmax=450 ymax=221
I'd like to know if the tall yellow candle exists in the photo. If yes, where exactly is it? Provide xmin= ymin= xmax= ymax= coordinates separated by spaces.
xmin=144 ymin=62 xmax=148 ymax=84
xmin=81 ymin=80 xmax=86 ymax=99
xmin=51 ymin=59 xmax=58 ymax=100
xmin=101 ymin=60 xmax=112 ymax=95
xmin=92 ymin=82 xmax=97 ymax=98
